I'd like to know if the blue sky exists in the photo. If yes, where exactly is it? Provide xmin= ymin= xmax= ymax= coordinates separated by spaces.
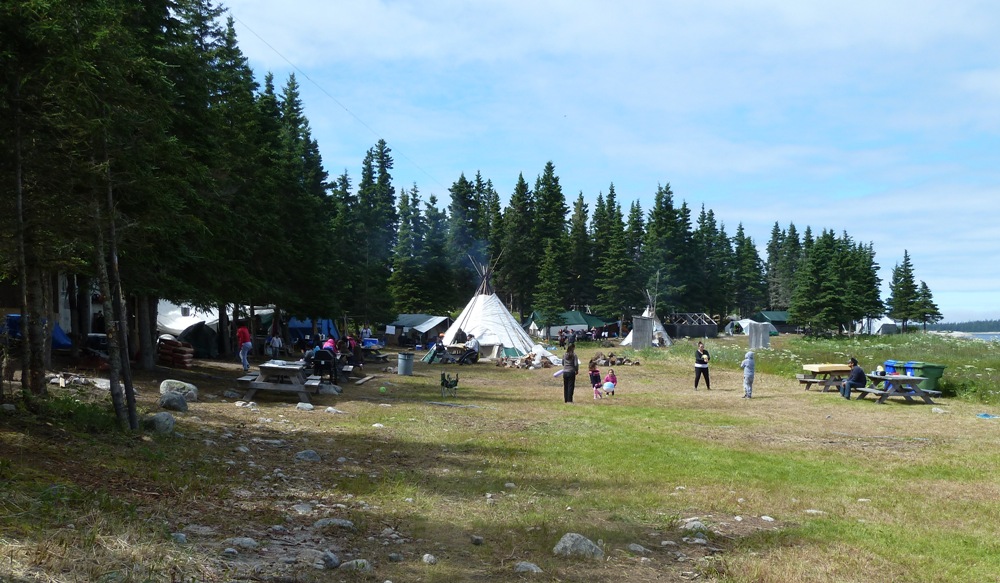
xmin=225 ymin=0 xmax=1000 ymax=322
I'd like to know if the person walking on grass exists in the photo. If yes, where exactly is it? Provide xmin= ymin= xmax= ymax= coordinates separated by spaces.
xmin=237 ymin=323 xmax=252 ymax=372
xmin=694 ymin=341 xmax=711 ymax=390
xmin=562 ymin=343 xmax=580 ymax=403
xmin=740 ymin=351 xmax=755 ymax=398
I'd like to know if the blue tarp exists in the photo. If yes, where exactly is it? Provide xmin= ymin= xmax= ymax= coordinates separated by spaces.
xmin=4 ymin=314 xmax=72 ymax=349
xmin=286 ymin=318 xmax=340 ymax=342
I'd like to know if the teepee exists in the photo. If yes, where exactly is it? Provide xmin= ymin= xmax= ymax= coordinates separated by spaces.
xmin=620 ymin=292 xmax=672 ymax=347
xmin=442 ymin=258 xmax=535 ymax=358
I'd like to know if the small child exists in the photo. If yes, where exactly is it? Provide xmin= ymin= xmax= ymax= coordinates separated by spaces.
xmin=603 ymin=368 xmax=617 ymax=396
xmin=588 ymin=360 xmax=603 ymax=399
xmin=740 ymin=351 xmax=755 ymax=398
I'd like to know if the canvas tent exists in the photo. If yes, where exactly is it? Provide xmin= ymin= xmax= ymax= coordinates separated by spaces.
xmin=178 ymin=321 xmax=219 ymax=358
xmin=157 ymin=300 xmax=219 ymax=336
xmin=443 ymin=260 xmax=535 ymax=358
xmin=286 ymin=317 xmax=339 ymax=342
xmin=620 ymin=306 xmax=672 ymax=347
xmin=725 ymin=318 xmax=778 ymax=337
xmin=3 ymin=314 xmax=72 ymax=349
xmin=856 ymin=316 xmax=897 ymax=335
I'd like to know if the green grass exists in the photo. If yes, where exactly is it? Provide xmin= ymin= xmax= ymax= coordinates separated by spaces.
xmin=4 ymin=334 xmax=1000 ymax=581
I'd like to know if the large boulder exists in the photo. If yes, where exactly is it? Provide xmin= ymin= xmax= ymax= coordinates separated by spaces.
xmin=159 ymin=391 xmax=188 ymax=412
xmin=159 ymin=379 xmax=198 ymax=402
xmin=143 ymin=412 xmax=175 ymax=434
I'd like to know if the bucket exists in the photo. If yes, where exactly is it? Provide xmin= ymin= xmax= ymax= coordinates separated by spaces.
xmin=397 ymin=352 xmax=414 ymax=376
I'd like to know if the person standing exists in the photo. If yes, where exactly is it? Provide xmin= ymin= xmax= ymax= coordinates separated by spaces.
xmin=694 ymin=341 xmax=711 ymax=390
xmin=740 ymin=351 xmax=755 ymax=398
xmin=237 ymin=323 xmax=252 ymax=372
xmin=269 ymin=332 xmax=283 ymax=358
xmin=562 ymin=343 xmax=580 ymax=403
xmin=840 ymin=357 xmax=867 ymax=400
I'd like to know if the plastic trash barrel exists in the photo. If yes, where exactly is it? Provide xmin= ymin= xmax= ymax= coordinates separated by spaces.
xmin=904 ymin=361 xmax=920 ymax=376
xmin=884 ymin=360 xmax=901 ymax=374
xmin=913 ymin=362 xmax=946 ymax=391
xmin=397 ymin=352 xmax=414 ymax=376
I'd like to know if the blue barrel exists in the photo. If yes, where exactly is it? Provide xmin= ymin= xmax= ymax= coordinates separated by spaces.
xmin=905 ymin=361 xmax=920 ymax=376
xmin=884 ymin=360 xmax=900 ymax=374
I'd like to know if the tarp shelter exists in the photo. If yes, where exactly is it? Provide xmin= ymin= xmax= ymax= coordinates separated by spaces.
xmin=178 ymin=321 xmax=219 ymax=358
xmin=286 ymin=318 xmax=339 ymax=342
xmin=3 ymin=314 xmax=72 ymax=349
xmin=444 ymin=260 xmax=535 ymax=358
xmin=387 ymin=314 xmax=452 ymax=346
xmin=856 ymin=316 xmax=898 ymax=335
xmin=620 ymin=307 xmax=672 ymax=347
xmin=525 ymin=310 xmax=614 ymax=339
xmin=752 ymin=310 xmax=794 ymax=334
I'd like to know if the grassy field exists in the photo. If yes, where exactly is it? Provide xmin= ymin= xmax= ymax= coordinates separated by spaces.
xmin=1 ymin=332 xmax=999 ymax=582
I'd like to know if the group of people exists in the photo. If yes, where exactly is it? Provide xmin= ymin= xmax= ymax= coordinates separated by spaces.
xmin=556 ymin=340 xmax=760 ymax=402
xmin=428 ymin=331 xmax=480 ymax=365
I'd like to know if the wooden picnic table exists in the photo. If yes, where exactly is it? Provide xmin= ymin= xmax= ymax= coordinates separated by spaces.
xmin=857 ymin=374 xmax=941 ymax=404
xmin=798 ymin=363 xmax=853 ymax=392
xmin=237 ymin=360 xmax=324 ymax=403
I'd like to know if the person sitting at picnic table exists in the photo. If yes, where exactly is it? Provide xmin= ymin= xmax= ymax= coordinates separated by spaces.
xmin=458 ymin=333 xmax=480 ymax=365
xmin=840 ymin=357 xmax=867 ymax=400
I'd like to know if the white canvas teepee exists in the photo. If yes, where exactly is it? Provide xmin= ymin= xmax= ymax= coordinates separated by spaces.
xmin=443 ymin=259 xmax=535 ymax=357
xmin=621 ymin=292 xmax=672 ymax=347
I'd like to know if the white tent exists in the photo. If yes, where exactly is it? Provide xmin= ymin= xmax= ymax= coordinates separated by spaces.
xmin=856 ymin=316 xmax=898 ymax=335
xmin=725 ymin=318 xmax=778 ymax=336
xmin=620 ymin=306 xmax=672 ymax=347
xmin=157 ymin=300 xmax=219 ymax=336
xmin=443 ymin=260 xmax=535 ymax=358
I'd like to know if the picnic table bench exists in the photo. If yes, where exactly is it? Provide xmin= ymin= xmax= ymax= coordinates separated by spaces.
xmin=799 ymin=364 xmax=852 ymax=392
xmin=237 ymin=360 xmax=338 ymax=404
xmin=859 ymin=374 xmax=940 ymax=404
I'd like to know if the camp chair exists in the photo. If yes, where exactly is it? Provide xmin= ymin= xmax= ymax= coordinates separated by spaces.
xmin=440 ymin=372 xmax=459 ymax=397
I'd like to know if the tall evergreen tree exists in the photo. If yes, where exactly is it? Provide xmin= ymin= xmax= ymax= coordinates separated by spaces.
xmin=913 ymin=280 xmax=943 ymax=331
xmin=887 ymin=250 xmax=919 ymax=331
xmin=447 ymin=172 xmax=479 ymax=299
xmin=496 ymin=174 xmax=535 ymax=314
xmin=732 ymin=224 xmax=767 ymax=318
xmin=388 ymin=185 xmax=424 ymax=313
xmin=566 ymin=193 xmax=594 ymax=309
xmin=533 ymin=238 xmax=568 ymax=339
xmin=421 ymin=193 xmax=453 ymax=314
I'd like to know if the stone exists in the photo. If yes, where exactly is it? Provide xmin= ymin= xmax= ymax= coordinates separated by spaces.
xmin=159 ymin=391 xmax=188 ymax=412
xmin=159 ymin=379 xmax=198 ymax=401
xmin=514 ymin=561 xmax=543 ymax=573
xmin=314 ymin=518 xmax=355 ymax=531
xmin=295 ymin=449 xmax=321 ymax=462
xmin=627 ymin=543 xmax=651 ymax=554
xmin=224 ymin=537 xmax=258 ymax=549
xmin=143 ymin=412 xmax=175 ymax=434
xmin=338 ymin=559 xmax=372 ymax=572
xmin=422 ymin=553 xmax=438 ymax=564
xmin=296 ymin=402 xmax=315 ymax=411
xmin=552 ymin=533 xmax=603 ymax=559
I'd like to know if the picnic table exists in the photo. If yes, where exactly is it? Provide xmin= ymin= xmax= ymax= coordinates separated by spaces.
xmin=237 ymin=359 xmax=327 ymax=403
xmin=857 ymin=374 xmax=941 ymax=404
xmin=798 ymin=363 xmax=852 ymax=392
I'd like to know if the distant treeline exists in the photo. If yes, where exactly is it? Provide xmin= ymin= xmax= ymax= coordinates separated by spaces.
xmin=928 ymin=320 xmax=1000 ymax=333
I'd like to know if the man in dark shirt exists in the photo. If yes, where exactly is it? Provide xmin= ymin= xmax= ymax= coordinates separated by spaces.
xmin=840 ymin=357 xmax=867 ymax=400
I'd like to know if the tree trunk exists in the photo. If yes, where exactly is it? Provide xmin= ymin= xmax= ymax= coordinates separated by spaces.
xmin=93 ymin=202 xmax=128 ymax=428
xmin=137 ymin=295 xmax=155 ymax=371
xmin=217 ymin=303 xmax=230 ymax=358
xmin=104 ymin=169 xmax=138 ymax=430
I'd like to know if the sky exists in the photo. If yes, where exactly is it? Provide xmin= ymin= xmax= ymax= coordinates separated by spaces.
xmin=223 ymin=0 xmax=1000 ymax=323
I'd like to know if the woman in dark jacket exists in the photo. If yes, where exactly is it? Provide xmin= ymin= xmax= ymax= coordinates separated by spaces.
xmin=562 ymin=344 xmax=580 ymax=403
